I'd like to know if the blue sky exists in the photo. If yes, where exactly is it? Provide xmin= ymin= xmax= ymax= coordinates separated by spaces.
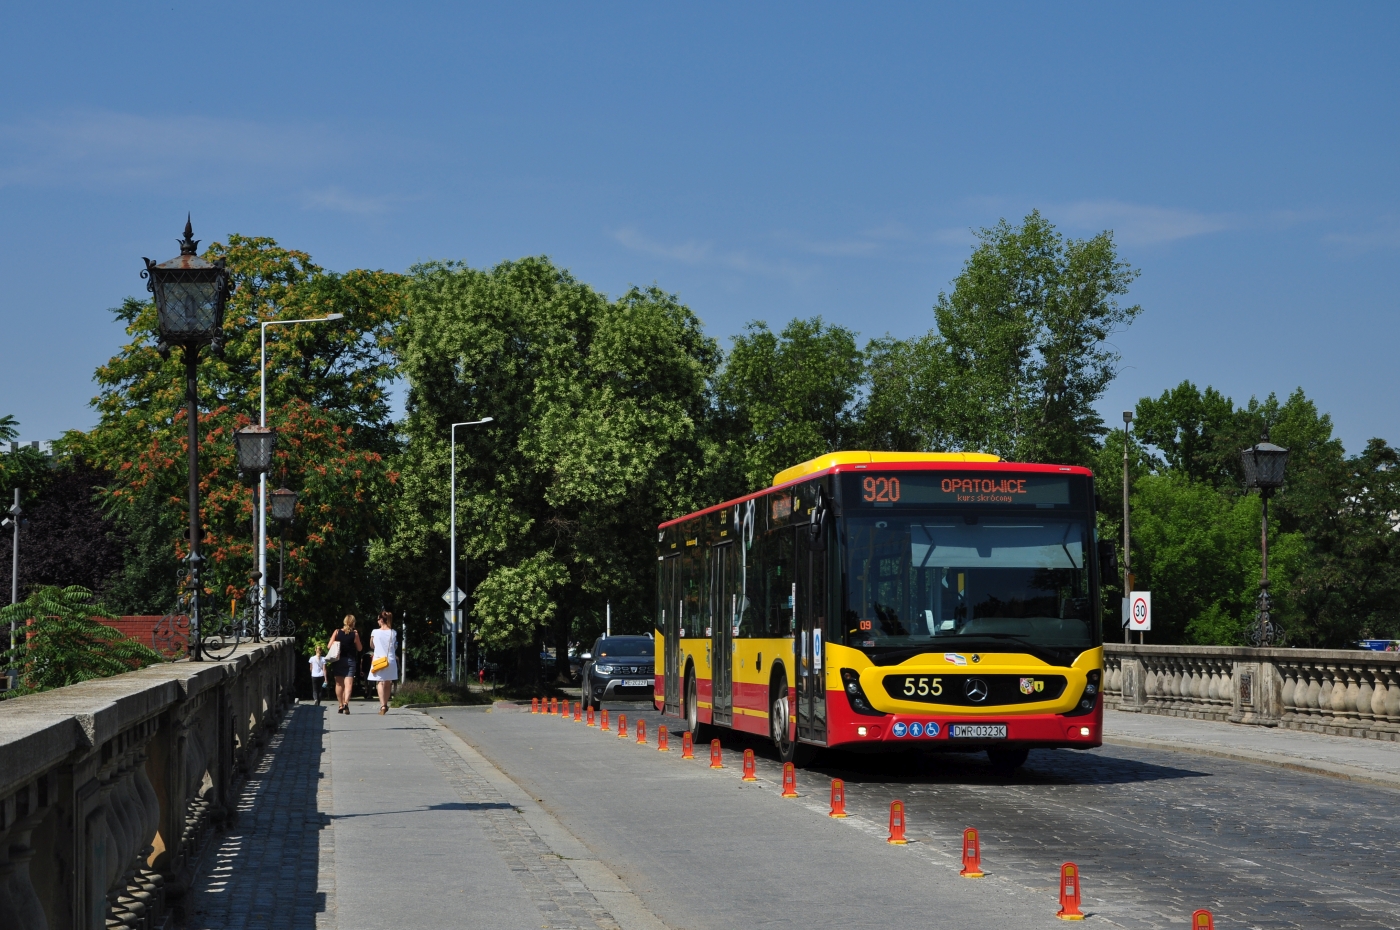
xmin=2 ymin=3 xmax=1397 ymax=454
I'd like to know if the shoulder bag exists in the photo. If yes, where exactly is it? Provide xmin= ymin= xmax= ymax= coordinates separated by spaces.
xmin=326 ymin=636 xmax=342 ymax=661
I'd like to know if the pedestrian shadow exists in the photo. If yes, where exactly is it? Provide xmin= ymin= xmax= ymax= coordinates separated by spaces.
xmin=330 ymin=801 xmax=516 ymax=820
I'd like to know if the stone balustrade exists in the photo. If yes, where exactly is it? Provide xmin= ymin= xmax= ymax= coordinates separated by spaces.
xmin=1104 ymin=643 xmax=1400 ymax=740
xmin=0 ymin=638 xmax=296 ymax=930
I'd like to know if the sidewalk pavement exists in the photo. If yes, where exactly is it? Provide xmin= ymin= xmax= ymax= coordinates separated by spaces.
xmin=1103 ymin=707 xmax=1400 ymax=789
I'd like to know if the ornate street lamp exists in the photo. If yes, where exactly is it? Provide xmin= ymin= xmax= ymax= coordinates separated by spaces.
xmin=270 ymin=487 xmax=298 ymax=638
xmin=1242 ymin=432 xmax=1289 ymax=647
xmin=144 ymin=217 xmax=232 ymax=660
xmin=233 ymin=426 xmax=276 ymax=639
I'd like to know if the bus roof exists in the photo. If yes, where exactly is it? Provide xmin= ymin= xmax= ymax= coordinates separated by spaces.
xmin=657 ymin=451 xmax=1094 ymax=529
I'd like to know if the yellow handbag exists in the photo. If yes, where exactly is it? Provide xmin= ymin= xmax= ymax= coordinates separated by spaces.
xmin=371 ymin=654 xmax=389 ymax=674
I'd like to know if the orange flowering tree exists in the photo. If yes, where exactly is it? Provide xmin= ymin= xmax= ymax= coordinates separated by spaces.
xmin=63 ymin=236 xmax=404 ymax=637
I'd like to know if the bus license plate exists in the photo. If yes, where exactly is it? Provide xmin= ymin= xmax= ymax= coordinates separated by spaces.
xmin=950 ymin=724 xmax=1007 ymax=739
xmin=622 ymin=679 xmax=652 ymax=687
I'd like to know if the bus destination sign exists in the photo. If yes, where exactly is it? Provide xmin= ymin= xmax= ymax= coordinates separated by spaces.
xmin=845 ymin=472 xmax=1073 ymax=508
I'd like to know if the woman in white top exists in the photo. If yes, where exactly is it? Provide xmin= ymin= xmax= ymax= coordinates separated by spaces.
xmin=367 ymin=610 xmax=399 ymax=715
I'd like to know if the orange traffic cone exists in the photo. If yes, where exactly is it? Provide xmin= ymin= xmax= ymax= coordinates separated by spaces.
xmin=573 ymin=703 xmax=581 ymax=722
xmin=562 ymin=700 xmax=570 ymax=718
xmin=658 ymin=725 xmax=670 ymax=751
xmin=617 ymin=714 xmax=628 ymax=738
xmin=741 ymin=748 xmax=757 ymax=781
xmin=960 ymin=828 xmax=984 ymax=878
xmin=600 ymin=709 xmax=610 ymax=731
xmin=1057 ymin=862 xmax=1084 ymax=920
xmin=829 ymin=779 xmax=848 ymax=818
xmin=781 ymin=762 xmax=798 ymax=797
xmin=531 ymin=697 xmax=539 ymax=713
xmin=587 ymin=705 xmax=595 ymax=726
xmin=681 ymin=731 xmax=694 ymax=758
xmin=549 ymin=697 xmax=557 ymax=714
xmin=1190 ymin=910 xmax=1214 ymax=930
xmin=709 ymin=739 xmax=723 ymax=768
xmin=887 ymin=800 xmax=908 ymax=844
xmin=636 ymin=719 xmax=647 ymax=745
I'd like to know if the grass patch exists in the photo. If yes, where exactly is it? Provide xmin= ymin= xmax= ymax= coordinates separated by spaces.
xmin=390 ymin=679 xmax=494 ymax=707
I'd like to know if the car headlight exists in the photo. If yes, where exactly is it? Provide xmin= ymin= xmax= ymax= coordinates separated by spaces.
xmin=594 ymin=664 xmax=614 ymax=675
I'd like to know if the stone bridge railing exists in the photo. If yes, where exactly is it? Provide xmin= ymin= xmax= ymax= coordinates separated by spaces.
xmin=1104 ymin=643 xmax=1400 ymax=741
xmin=0 ymin=638 xmax=296 ymax=930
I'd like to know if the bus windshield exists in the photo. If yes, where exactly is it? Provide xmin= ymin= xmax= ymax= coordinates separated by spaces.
xmin=842 ymin=515 xmax=1096 ymax=655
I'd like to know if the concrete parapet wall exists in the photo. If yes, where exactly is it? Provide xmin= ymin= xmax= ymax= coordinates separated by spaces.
xmin=0 ymin=638 xmax=296 ymax=930
xmin=1104 ymin=643 xmax=1400 ymax=741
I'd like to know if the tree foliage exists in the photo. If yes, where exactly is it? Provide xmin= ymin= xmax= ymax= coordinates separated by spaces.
xmin=1 ymin=585 xmax=162 ymax=695
xmin=382 ymin=257 xmax=717 ymax=680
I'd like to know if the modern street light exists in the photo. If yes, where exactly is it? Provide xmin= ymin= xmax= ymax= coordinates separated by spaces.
xmin=144 ymin=217 xmax=232 ymax=660
xmin=1122 ymin=410 xmax=1133 ymax=645
xmin=4 ymin=489 xmax=27 ymax=688
xmin=234 ymin=426 xmax=277 ymax=639
xmin=270 ymin=487 xmax=298 ymax=637
xmin=450 ymin=417 xmax=493 ymax=683
xmin=257 ymin=313 xmax=344 ymax=627
xmin=1242 ymin=431 xmax=1290 ymax=647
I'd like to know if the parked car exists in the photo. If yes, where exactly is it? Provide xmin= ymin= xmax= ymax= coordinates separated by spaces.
xmin=581 ymin=635 xmax=655 ymax=708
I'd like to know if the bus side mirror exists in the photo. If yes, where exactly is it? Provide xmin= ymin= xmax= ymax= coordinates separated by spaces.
xmin=1097 ymin=540 xmax=1118 ymax=576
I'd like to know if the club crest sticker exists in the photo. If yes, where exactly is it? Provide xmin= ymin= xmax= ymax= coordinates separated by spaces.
xmin=1019 ymin=677 xmax=1046 ymax=695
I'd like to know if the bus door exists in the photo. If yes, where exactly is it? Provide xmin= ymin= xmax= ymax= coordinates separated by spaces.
xmin=795 ymin=518 xmax=828 ymax=743
xmin=710 ymin=542 xmax=734 ymax=727
xmin=661 ymin=553 xmax=681 ymax=715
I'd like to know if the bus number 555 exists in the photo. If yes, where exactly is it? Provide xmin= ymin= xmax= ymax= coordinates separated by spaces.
xmin=902 ymin=677 xmax=942 ymax=697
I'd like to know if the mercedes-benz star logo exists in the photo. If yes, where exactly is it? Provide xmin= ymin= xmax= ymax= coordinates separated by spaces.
xmin=964 ymin=678 xmax=989 ymax=702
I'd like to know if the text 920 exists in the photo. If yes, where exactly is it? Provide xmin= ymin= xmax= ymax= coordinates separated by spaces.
xmin=862 ymin=476 xmax=900 ymax=502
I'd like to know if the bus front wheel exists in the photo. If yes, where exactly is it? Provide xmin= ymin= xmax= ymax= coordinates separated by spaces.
xmin=684 ymin=670 xmax=704 ymax=741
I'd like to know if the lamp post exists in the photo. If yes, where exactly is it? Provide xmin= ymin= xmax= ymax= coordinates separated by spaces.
xmin=143 ymin=217 xmax=232 ymax=660
xmin=270 ymin=487 xmax=297 ymax=637
xmin=234 ymin=426 xmax=277 ymax=638
xmin=257 ymin=313 xmax=344 ymax=626
xmin=1122 ymin=410 xmax=1133 ymax=645
xmin=4 ymin=489 xmax=25 ymax=687
xmin=450 ymin=417 xmax=493 ymax=683
xmin=1242 ymin=432 xmax=1289 ymax=647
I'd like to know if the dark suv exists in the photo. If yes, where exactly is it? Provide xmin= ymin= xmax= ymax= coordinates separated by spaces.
xmin=581 ymin=636 xmax=655 ymax=708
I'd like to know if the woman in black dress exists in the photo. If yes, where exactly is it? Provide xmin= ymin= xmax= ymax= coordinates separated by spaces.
xmin=329 ymin=615 xmax=363 ymax=714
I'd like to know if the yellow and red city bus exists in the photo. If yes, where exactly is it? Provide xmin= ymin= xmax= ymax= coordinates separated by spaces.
xmin=654 ymin=452 xmax=1108 ymax=769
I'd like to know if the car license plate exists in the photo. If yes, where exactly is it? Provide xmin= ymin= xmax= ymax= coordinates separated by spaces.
xmin=949 ymin=724 xmax=1007 ymax=739
xmin=622 ymin=679 xmax=652 ymax=687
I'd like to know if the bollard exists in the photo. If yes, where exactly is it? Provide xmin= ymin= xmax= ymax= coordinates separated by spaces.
xmin=618 ymin=714 xmax=628 ymax=739
xmin=658 ymin=725 xmax=670 ymax=752
xmin=1057 ymin=862 xmax=1084 ymax=920
xmin=887 ymin=800 xmax=908 ymax=844
xmin=829 ymin=779 xmax=848 ymax=818
xmin=781 ymin=762 xmax=798 ymax=797
xmin=532 ymin=697 xmax=540 ymax=714
xmin=573 ymin=703 xmax=581 ymax=722
xmin=709 ymin=739 xmax=723 ymax=768
xmin=601 ymin=709 xmax=610 ymax=731
xmin=637 ymin=719 xmax=647 ymax=745
xmin=741 ymin=748 xmax=758 ymax=781
xmin=681 ymin=731 xmax=694 ymax=759
xmin=960 ymin=828 xmax=984 ymax=878
xmin=1190 ymin=910 xmax=1213 ymax=930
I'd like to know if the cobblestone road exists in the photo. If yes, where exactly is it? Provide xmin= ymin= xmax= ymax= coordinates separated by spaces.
xmin=592 ymin=699 xmax=1400 ymax=930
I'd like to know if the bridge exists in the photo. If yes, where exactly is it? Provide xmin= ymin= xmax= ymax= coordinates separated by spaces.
xmin=1 ymin=642 xmax=1397 ymax=929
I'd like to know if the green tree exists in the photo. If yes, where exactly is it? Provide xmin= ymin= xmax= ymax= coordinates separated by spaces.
xmin=383 ymin=258 xmax=717 ymax=682
xmin=716 ymin=317 xmax=865 ymax=492
xmin=1 ymin=585 xmax=162 ymax=695
xmin=862 ymin=211 xmax=1141 ymax=465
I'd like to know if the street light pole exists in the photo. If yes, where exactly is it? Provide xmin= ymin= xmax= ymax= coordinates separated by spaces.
xmin=258 ymin=314 xmax=344 ymax=628
xmin=1242 ymin=432 xmax=1290 ymax=647
xmin=7 ymin=488 xmax=22 ymax=683
xmin=1122 ymin=410 xmax=1133 ymax=645
xmin=449 ymin=417 xmax=493 ymax=683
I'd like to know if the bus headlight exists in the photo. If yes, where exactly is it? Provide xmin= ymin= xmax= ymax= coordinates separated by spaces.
xmin=840 ymin=668 xmax=886 ymax=717
xmin=1064 ymin=670 xmax=1101 ymax=717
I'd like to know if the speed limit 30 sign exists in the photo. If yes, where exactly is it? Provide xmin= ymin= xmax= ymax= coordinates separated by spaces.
xmin=1128 ymin=591 xmax=1151 ymax=631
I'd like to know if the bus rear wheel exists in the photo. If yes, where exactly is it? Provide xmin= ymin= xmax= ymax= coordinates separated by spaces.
xmin=684 ymin=670 xmax=704 ymax=741
xmin=987 ymin=746 xmax=1030 ymax=773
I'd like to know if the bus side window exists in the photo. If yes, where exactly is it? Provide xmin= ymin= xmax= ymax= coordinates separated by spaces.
xmin=738 ymin=526 xmax=764 ymax=637
xmin=767 ymin=529 xmax=795 ymax=636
